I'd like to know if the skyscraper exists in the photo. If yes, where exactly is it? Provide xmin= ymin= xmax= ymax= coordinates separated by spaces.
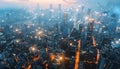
xmin=50 ymin=4 xmax=53 ymax=9
xmin=58 ymin=4 xmax=61 ymax=11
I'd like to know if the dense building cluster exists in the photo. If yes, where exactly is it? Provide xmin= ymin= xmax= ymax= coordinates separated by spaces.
xmin=0 ymin=4 xmax=120 ymax=69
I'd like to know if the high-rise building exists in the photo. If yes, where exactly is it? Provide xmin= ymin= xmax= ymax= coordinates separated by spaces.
xmin=58 ymin=4 xmax=62 ymax=20
xmin=50 ymin=4 xmax=53 ymax=10
xmin=86 ymin=20 xmax=94 ymax=46
xmin=58 ymin=4 xmax=62 ymax=11
xmin=49 ymin=4 xmax=53 ymax=18
xmin=60 ymin=12 xmax=69 ymax=37
xmin=63 ymin=12 xmax=68 ymax=24
xmin=87 ymin=8 xmax=91 ymax=15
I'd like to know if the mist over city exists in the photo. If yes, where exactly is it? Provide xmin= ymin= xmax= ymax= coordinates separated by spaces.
xmin=0 ymin=0 xmax=120 ymax=69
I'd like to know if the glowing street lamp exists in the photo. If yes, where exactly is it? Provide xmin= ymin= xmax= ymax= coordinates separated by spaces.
xmin=38 ymin=31 xmax=43 ymax=35
xmin=29 ymin=46 xmax=38 ymax=53
xmin=115 ymin=40 xmax=119 ymax=44
xmin=55 ymin=55 xmax=64 ymax=65
xmin=31 ymin=47 xmax=36 ymax=51
xmin=15 ymin=39 xmax=20 ymax=43
xmin=15 ymin=28 xmax=19 ymax=32
xmin=84 ymin=16 xmax=89 ymax=20
xmin=41 ymin=13 xmax=45 ymax=17
xmin=59 ymin=56 xmax=63 ymax=61
xmin=37 ymin=30 xmax=43 ymax=36
xmin=70 ymin=43 xmax=73 ymax=46
xmin=50 ymin=53 xmax=55 ymax=61
xmin=76 ymin=8 xmax=79 ymax=12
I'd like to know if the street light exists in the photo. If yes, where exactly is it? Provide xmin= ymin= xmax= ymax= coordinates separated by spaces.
xmin=36 ymin=30 xmax=43 ymax=37
xmin=76 ymin=8 xmax=79 ymax=12
xmin=29 ymin=46 xmax=38 ymax=53
xmin=15 ymin=39 xmax=20 ymax=43
xmin=59 ymin=56 xmax=63 ymax=61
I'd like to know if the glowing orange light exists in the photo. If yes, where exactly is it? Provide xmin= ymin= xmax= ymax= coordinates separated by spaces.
xmin=33 ymin=55 xmax=40 ymax=61
xmin=74 ymin=40 xmax=81 ymax=69
xmin=50 ymin=54 xmax=55 ymax=61
xmin=59 ymin=56 xmax=63 ymax=60
xmin=46 ymin=48 xmax=48 ymax=52
xmin=31 ymin=47 xmax=36 ymax=51
xmin=96 ymin=49 xmax=100 ymax=64
xmin=92 ymin=36 xmax=96 ymax=47
xmin=37 ymin=31 xmax=43 ymax=35
xmin=46 ymin=64 xmax=48 ymax=69
xmin=25 ymin=64 xmax=31 ymax=69
xmin=29 ymin=46 xmax=38 ymax=53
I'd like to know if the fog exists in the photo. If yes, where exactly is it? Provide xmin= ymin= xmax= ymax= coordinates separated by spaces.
xmin=0 ymin=0 xmax=119 ymax=8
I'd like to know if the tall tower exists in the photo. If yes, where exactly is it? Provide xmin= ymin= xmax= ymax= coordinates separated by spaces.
xmin=86 ymin=19 xmax=94 ymax=46
xmin=87 ymin=8 xmax=91 ymax=16
xmin=58 ymin=4 xmax=61 ymax=11
xmin=60 ymin=12 xmax=69 ymax=37
xmin=64 ymin=12 xmax=68 ymax=25
xmin=73 ymin=16 xmax=79 ymax=30
xmin=37 ymin=3 xmax=40 ymax=11
xmin=50 ymin=4 xmax=53 ymax=9
xmin=58 ymin=4 xmax=62 ymax=20
xmin=49 ymin=4 xmax=53 ymax=18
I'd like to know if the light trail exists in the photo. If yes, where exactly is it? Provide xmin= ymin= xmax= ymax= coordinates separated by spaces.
xmin=92 ymin=36 xmax=97 ymax=47
xmin=74 ymin=40 xmax=81 ymax=69
xmin=96 ymin=49 xmax=100 ymax=64
xmin=46 ymin=48 xmax=48 ymax=69
xmin=25 ymin=63 xmax=31 ymax=69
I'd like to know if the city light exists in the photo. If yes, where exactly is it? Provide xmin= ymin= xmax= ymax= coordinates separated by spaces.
xmin=36 ymin=30 xmax=43 ymax=36
xmin=0 ymin=1 xmax=120 ymax=69
xmin=29 ymin=46 xmax=38 ymax=53
xmin=15 ymin=28 xmax=19 ymax=32
xmin=50 ymin=53 xmax=55 ymax=61
xmin=41 ymin=13 xmax=45 ymax=17
xmin=76 ymin=8 xmax=79 ymax=12
xmin=74 ymin=40 xmax=80 ymax=69
xmin=59 ymin=56 xmax=63 ymax=60
xmin=84 ymin=16 xmax=89 ymax=20
xmin=111 ymin=39 xmax=120 ymax=48
xmin=15 ymin=39 xmax=20 ymax=43
xmin=70 ymin=43 xmax=73 ymax=46
xmin=88 ymin=18 xmax=95 ymax=23
xmin=92 ymin=36 xmax=97 ymax=47
xmin=115 ymin=40 xmax=119 ymax=44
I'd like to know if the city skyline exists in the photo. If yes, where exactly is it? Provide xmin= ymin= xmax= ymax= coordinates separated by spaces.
xmin=0 ymin=0 xmax=120 ymax=10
